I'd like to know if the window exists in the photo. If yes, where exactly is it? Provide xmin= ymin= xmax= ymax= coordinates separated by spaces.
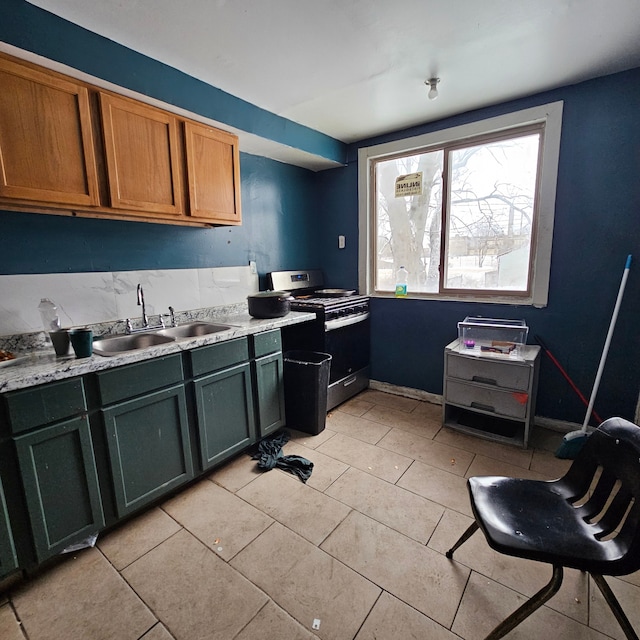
xmin=358 ymin=102 xmax=563 ymax=307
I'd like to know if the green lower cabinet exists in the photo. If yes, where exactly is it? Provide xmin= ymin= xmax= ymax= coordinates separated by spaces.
xmin=254 ymin=352 xmax=285 ymax=438
xmin=102 ymin=385 xmax=193 ymax=518
xmin=0 ymin=476 xmax=18 ymax=577
xmin=193 ymin=361 xmax=256 ymax=471
xmin=14 ymin=416 xmax=105 ymax=563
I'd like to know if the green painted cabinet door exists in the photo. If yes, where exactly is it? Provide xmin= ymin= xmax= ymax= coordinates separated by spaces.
xmin=254 ymin=352 xmax=285 ymax=438
xmin=102 ymin=384 xmax=193 ymax=518
xmin=193 ymin=361 xmax=256 ymax=471
xmin=14 ymin=415 xmax=105 ymax=563
xmin=0 ymin=476 xmax=18 ymax=577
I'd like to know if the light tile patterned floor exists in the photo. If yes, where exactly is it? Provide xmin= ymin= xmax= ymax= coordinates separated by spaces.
xmin=2 ymin=389 xmax=639 ymax=640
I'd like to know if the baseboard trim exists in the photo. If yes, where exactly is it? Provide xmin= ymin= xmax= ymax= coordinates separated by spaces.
xmin=368 ymin=380 xmax=442 ymax=405
xmin=368 ymin=379 xmax=581 ymax=434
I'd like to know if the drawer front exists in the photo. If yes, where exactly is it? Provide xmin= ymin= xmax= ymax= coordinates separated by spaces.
xmin=447 ymin=353 xmax=531 ymax=391
xmin=252 ymin=329 xmax=282 ymax=358
xmin=5 ymin=378 xmax=87 ymax=434
xmin=96 ymin=354 xmax=183 ymax=405
xmin=190 ymin=337 xmax=249 ymax=377
xmin=446 ymin=379 xmax=529 ymax=420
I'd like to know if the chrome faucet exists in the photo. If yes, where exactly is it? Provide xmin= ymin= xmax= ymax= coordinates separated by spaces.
xmin=137 ymin=284 xmax=149 ymax=327
xmin=125 ymin=285 xmax=174 ymax=333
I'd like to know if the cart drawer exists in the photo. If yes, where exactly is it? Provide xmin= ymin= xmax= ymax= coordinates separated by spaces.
xmin=447 ymin=353 xmax=530 ymax=391
xmin=445 ymin=379 xmax=529 ymax=420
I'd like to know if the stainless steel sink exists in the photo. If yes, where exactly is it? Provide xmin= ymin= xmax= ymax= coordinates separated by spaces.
xmin=93 ymin=332 xmax=175 ymax=356
xmin=156 ymin=322 xmax=234 ymax=339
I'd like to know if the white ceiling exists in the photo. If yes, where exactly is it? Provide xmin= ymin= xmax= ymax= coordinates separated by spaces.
xmin=26 ymin=0 xmax=640 ymax=146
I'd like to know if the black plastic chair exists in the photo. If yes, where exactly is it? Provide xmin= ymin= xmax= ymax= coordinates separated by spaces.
xmin=446 ymin=416 xmax=640 ymax=640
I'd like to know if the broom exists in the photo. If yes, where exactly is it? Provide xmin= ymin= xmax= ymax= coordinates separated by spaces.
xmin=555 ymin=254 xmax=632 ymax=459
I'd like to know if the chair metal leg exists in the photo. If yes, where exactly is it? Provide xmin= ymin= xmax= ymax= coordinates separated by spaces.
xmin=446 ymin=521 xmax=479 ymax=559
xmin=484 ymin=565 xmax=564 ymax=640
xmin=591 ymin=573 xmax=639 ymax=640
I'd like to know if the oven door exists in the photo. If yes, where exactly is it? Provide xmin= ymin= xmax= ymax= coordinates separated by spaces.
xmin=324 ymin=314 xmax=370 ymax=384
xmin=281 ymin=311 xmax=370 ymax=411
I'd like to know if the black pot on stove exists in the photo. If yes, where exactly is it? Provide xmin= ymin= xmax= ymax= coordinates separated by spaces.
xmin=247 ymin=291 xmax=293 ymax=318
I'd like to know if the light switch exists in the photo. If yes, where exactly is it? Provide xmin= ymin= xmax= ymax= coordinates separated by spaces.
xmin=249 ymin=260 xmax=257 ymax=274
xmin=338 ymin=235 xmax=346 ymax=249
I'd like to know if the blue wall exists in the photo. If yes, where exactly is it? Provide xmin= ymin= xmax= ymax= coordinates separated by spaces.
xmin=0 ymin=154 xmax=320 ymax=287
xmin=317 ymin=68 xmax=640 ymax=424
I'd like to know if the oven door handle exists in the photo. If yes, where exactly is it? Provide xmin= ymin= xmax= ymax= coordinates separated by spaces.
xmin=325 ymin=312 xmax=370 ymax=332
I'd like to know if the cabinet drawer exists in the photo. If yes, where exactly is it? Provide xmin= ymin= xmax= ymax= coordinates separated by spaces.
xmin=447 ymin=353 xmax=531 ymax=391
xmin=252 ymin=329 xmax=282 ymax=358
xmin=96 ymin=354 xmax=183 ymax=405
xmin=4 ymin=378 xmax=87 ymax=434
xmin=445 ymin=379 xmax=529 ymax=420
xmin=190 ymin=337 xmax=249 ymax=377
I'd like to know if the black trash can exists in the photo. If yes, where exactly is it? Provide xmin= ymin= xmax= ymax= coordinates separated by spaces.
xmin=283 ymin=351 xmax=332 ymax=435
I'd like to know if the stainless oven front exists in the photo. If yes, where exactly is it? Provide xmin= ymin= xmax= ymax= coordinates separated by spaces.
xmin=281 ymin=307 xmax=370 ymax=411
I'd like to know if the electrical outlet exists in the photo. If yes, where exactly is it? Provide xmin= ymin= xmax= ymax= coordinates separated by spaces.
xmin=338 ymin=235 xmax=346 ymax=249
xmin=249 ymin=260 xmax=257 ymax=274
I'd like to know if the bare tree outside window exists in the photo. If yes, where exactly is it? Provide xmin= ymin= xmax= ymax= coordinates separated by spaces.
xmin=374 ymin=129 xmax=541 ymax=296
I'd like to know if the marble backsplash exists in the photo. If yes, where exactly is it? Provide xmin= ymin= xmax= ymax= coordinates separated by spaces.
xmin=0 ymin=265 xmax=259 ymax=347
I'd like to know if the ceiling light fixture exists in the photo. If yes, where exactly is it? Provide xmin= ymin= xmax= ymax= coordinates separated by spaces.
xmin=425 ymin=77 xmax=440 ymax=100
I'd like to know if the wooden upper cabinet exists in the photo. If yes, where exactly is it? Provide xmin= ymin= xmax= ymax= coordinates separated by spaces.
xmin=0 ymin=56 xmax=99 ymax=207
xmin=184 ymin=121 xmax=241 ymax=224
xmin=0 ymin=53 xmax=242 ymax=226
xmin=99 ymin=92 xmax=184 ymax=216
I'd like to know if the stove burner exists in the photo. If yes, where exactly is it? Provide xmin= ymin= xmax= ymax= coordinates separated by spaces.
xmin=267 ymin=269 xmax=368 ymax=316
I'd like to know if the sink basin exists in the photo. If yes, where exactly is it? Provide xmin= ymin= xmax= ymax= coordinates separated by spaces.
xmin=93 ymin=332 xmax=175 ymax=356
xmin=156 ymin=322 xmax=234 ymax=339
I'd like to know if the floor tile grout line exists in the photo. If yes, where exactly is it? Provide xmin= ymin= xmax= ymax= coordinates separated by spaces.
xmin=93 ymin=543 xmax=162 ymax=638
xmin=7 ymin=599 xmax=30 ymax=640
xmin=349 ymin=590 xmax=384 ymax=640
xmin=448 ymin=563 xmax=473 ymax=636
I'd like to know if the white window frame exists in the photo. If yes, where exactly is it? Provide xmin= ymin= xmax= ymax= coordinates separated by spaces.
xmin=358 ymin=101 xmax=563 ymax=307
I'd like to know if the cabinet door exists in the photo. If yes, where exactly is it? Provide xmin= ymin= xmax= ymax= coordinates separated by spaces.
xmin=193 ymin=362 xmax=256 ymax=471
xmin=0 ymin=56 xmax=99 ymax=206
xmin=15 ymin=416 xmax=105 ymax=563
xmin=103 ymin=385 xmax=193 ymax=518
xmin=100 ymin=92 xmax=184 ymax=215
xmin=0 ymin=476 xmax=18 ymax=577
xmin=184 ymin=121 xmax=241 ymax=224
xmin=254 ymin=352 xmax=285 ymax=438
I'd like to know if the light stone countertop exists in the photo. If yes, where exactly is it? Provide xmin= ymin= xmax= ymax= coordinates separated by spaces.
xmin=0 ymin=309 xmax=316 ymax=393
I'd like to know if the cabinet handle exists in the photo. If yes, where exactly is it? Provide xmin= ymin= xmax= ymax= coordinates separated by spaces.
xmin=470 ymin=401 xmax=496 ymax=413
xmin=472 ymin=376 xmax=497 ymax=386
